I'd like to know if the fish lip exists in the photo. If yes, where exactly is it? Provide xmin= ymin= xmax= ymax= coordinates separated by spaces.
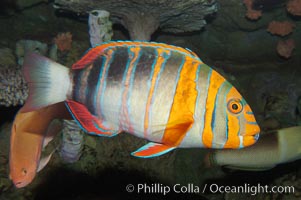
xmin=253 ymin=133 xmax=260 ymax=141
xmin=13 ymin=180 xmax=26 ymax=188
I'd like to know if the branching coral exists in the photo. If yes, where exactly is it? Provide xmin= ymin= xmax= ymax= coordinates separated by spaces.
xmin=54 ymin=32 xmax=73 ymax=51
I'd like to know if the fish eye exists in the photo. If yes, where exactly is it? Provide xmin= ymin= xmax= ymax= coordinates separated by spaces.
xmin=21 ymin=168 xmax=27 ymax=176
xmin=227 ymin=99 xmax=243 ymax=114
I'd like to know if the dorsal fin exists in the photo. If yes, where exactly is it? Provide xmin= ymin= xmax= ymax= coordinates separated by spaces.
xmin=72 ymin=41 xmax=201 ymax=69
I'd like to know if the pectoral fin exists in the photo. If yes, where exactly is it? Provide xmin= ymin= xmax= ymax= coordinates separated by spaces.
xmin=65 ymin=100 xmax=120 ymax=137
xmin=42 ymin=119 xmax=63 ymax=148
xmin=37 ymin=149 xmax=56 ymax=172
xmin=161 ymin=118 xmax=194 ymax=146
xmin=131 ymin=142 xmax=176 ymax=158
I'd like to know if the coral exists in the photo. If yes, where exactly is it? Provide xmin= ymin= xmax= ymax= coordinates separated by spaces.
xmin=287 ymin=0 xmax=301 ymax=16
xmin=54 ymin=0 xmax=217 ymax=41
xmin=15 ymin=40 xmax=48 ymax=65
xmin=88 ymin=10 xmax=113 ymax=47
xmin=276 ymin=39 xmax=295 ymax=59
xmin=0 ymin=66 xmax=28 ymax=107
xmin=65 ymin=42 xmax=84 ymax=67
xmin=49 ymin=44 xmax=58 ymax=61
xmin=267 ymin=21 xmax=295 ymax=36
xmin=54 ymin=32 xmax=72 ymax=52
xmin=243 ymin=0 xmax=262 ymax=20
xmin=59 ymin=120 xmax=84 ymax=163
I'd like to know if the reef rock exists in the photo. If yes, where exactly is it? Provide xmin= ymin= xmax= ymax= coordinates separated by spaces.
xmin=54 ymin=0 xmax=217 ymax=41
xmin=15 ymin=40 xmax=47 ymax=65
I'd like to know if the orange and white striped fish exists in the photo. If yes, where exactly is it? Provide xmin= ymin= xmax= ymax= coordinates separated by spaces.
xmin=22 ymin=41 xmax=260 ymax=158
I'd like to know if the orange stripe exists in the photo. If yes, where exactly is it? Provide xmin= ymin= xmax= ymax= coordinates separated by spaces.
xmin=162 ymin=58 xmax=200 ymax=146
xmin=202 ymin=70 xmax=226 ymax=148
xmin=144 ymin=48 xmax=169 ymax=137
xmin=120 ymin=47 xmax=140 ymax=131
xmin=223 ymin=87 xmax=241 ymax=148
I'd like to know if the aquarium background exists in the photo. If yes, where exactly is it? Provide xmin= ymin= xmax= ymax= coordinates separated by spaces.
xmin=0 ymin=0 xmax=301 ymax=199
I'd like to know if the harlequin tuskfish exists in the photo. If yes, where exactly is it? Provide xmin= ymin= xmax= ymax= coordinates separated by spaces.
xmin=22 ymin=41 xmax=260 ymax=158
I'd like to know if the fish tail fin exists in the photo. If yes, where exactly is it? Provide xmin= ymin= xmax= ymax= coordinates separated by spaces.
xmin=22 ymin=52 xmax=72 ymax=112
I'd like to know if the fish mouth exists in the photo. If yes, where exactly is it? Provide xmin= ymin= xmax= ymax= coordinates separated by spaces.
xmin=242 ymin=132 xmax=260 ymax=148
xmin=15 ymin=181 xmax=25 ymax=188
xmin=11 ymin=178 xmax=27 ymax=188
xmin=253 ymin=133 xmax=260 ymax=141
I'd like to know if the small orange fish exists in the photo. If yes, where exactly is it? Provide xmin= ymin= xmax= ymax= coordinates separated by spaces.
xmin=9 ymin=102 xmax=71 ymax=188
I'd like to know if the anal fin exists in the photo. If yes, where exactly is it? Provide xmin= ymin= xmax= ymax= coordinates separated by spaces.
xmin=65 ymin=100 xmax=119 ymax=137
xmin=131 ymin=142 xmax=176 ymax=158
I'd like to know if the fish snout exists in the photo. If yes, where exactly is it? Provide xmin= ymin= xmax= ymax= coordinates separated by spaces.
xmin=242 ymin=122 xmax=260 ymax=147
xmin=9 ymin=168 xmax=34 ymax=188
xmin=14 ymin=181 xmax=27 ymax=188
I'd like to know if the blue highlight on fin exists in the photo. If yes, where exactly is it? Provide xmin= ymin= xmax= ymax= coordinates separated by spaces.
xmin=131 ymin=142 xmax=176 ymax=158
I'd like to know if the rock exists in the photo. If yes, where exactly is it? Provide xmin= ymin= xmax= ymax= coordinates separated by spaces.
xmin=84 ymin=135 xmax=97 ymax=150
xmin=195 ymin=0 xmax=301 ymax=69
xmin=0 ymin=48 xmax=16 ymax=67
xmin=15 ymin=40 xmax=47 ymax=65
xmin=54 ymin=0 xmax=217 ymax=40
xmin=261 ymin=118 xmax=281 ymax=130
xmin=15 ymin=0 xmax=47 ymax=9
xmin=264 ymin=92 xmax=297 ymax=126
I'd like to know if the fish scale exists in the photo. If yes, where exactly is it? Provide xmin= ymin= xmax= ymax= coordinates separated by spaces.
xmin=22 ymin=41 xmax=260 ymax=158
